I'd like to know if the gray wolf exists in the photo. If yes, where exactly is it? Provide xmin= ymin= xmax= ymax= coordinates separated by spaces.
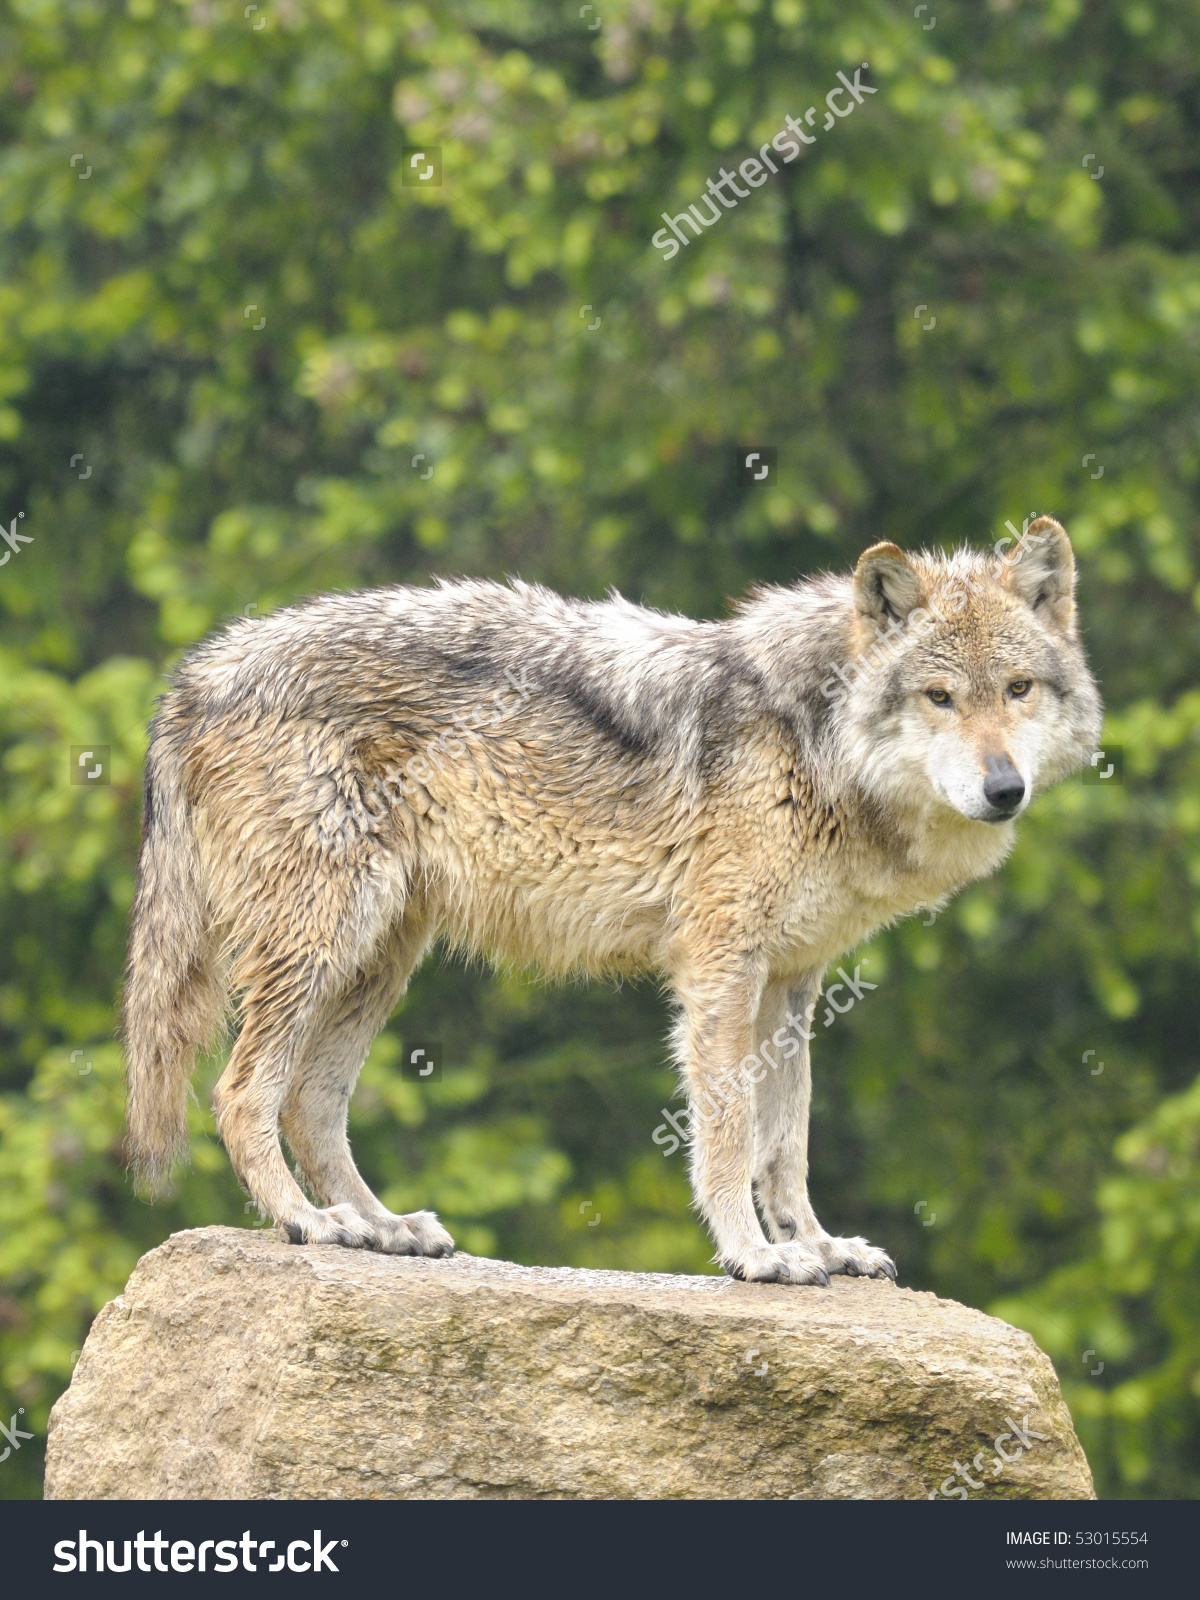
xmin=123 ymin=516 xmax=1101 ymax=1284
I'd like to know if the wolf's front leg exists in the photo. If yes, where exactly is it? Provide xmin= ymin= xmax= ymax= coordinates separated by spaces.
xmin=675 ymin=966 xmax=831 ymax=1285
xmin=750 ymin=975 xmax=896 ymax=1281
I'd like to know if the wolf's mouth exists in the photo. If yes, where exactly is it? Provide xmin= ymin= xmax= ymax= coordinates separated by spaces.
xmin=980 ymin=807 xmax=1022 ymax=824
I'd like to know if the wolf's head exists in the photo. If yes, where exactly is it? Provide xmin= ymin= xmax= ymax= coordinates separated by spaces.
xmin=831 ymin=517 xmax=1102 ymax=826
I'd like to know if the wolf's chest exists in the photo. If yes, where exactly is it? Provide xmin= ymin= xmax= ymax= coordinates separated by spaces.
xmin=777 ymin=814 xmax=1012 ymax=967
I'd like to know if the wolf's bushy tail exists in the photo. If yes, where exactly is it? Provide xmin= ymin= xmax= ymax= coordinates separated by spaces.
xmin=122 ymin=731 xmax=225 ymax=1193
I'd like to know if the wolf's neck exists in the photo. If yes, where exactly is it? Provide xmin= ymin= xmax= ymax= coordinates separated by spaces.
xmin=851 ymin=790 xmax=1015 ymax=902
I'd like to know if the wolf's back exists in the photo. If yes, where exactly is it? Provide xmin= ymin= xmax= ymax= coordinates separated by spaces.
xmin=122 ymin=718 xmax=225 ymax=1190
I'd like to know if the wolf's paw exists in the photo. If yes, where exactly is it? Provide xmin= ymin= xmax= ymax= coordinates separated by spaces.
xmin=371 ymin=1209 xmax=455 ymax=1258
xmin=721 ymin=1241 xmax=830 ymax=1286
xmin=817 ymin=1234 xmax=897 ymax=1281
xmin=280 ymin=1203 xmax=378 ymax=1249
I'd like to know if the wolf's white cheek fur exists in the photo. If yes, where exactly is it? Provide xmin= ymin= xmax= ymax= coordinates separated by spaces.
xmin=1015 ymin=700 xmax=1080 ymax=797
xmin=1009 ymin=724 xmax=1046 ymax=797
xmin=846 ymin=704 xmax=934 ymax=809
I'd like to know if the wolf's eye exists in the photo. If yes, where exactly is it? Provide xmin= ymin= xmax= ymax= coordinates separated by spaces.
xmin=1009 ymin=679 xmax=1032 ymax=698
xmin=926 ymin=688 xmax=952 ymax=707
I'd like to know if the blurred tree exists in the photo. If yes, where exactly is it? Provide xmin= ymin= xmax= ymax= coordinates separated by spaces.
xmin=1 ymin=0 xmax=1199 ymax=1498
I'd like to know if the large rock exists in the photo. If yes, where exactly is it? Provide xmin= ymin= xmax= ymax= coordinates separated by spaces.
xmin=45 ymin=1226 xmax=1093 ymax=1500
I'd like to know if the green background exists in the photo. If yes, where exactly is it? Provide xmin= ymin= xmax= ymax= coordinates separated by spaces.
xmin=2 ymin=0 xmax=1199 ymax=1499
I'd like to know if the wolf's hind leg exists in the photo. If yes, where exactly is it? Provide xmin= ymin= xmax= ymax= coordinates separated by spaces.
xmin=752 ymin=975 xmax=896 ymax=1281
xmin=212 ymin=851 xmax=415 ymax=1251
xmin=280 ymin=915 xmax=453 ymax=1257
xmin=213 ymin=962 xmax=381 ymax=1249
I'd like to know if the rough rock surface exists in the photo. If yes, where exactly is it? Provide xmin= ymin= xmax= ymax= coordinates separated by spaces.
xmin=45 ymin=1226 xmax=1093 ymax=1500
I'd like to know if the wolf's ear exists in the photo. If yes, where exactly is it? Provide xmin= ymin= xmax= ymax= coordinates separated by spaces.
xmin=853 ymin=542 xmax=925 ymax=627
xmin=1002 ymin=516 xmax=1076 ymax=633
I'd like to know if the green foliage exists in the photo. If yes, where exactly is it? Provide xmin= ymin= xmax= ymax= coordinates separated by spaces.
xmin=1 ymin=0 xmax=1199 ymax=1497
xmin=995 ymin=1071 xmax=1200 ymax=1499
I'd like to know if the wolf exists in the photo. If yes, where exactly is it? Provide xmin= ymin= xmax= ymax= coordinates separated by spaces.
xmin=123 ymin=516 xmax=1101 ymax=1284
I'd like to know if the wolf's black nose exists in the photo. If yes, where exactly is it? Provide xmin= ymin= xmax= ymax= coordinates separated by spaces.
xmin=983 ymin=755 xmax=1025 ymax=812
